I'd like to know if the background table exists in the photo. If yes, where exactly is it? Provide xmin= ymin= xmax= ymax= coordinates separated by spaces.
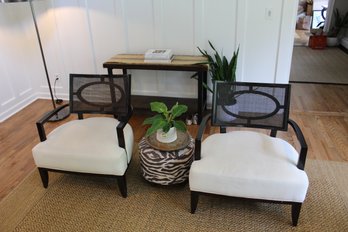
xmin=138 ymin=136 xmax=194 ymax=185
xmin=103 ymin=54 xmax=208 ymax=124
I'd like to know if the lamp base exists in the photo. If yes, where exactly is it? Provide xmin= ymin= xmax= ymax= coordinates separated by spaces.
xmin=48 ymin=107 xmax=70 ymax=122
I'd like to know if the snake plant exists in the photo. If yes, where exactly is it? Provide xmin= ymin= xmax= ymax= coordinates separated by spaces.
xmin=193 ymin=41 xmax=239 ymax=93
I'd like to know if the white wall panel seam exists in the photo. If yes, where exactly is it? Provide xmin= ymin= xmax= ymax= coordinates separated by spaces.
xmin=85 ymin=0 xmax=98 ymax=74
xmin=1 ymin=97 xmax=15 ymax=107
xmin=52 ymin=0 xmax=67 ymax=85
xmin=275 ymin=0 xmax=298 ymax=83
xmin=19 ymin=88 xmax=32 ymax=97
xmin=0 ymin=60 xmax=16 ymax=106
xmin=193 ymin=0 xmax=205 ymax=54
xmin=120 ymin=0 xmax=129 ymax=53
xmin=274 ymin=0 xmax=285 ymax=83
xmin=153 ymin=0 xmax=163 ymax=95
xmin=191 ymin=0 xmax=195 ymax=54
xmin=237 ymin=0 xmax=248 ymax=82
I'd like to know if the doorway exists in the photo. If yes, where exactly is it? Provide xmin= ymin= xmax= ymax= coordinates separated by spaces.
xmin=290 ymin=0 xmax=348 ymax=84
xmin=294 ymin=0 xmax=330 ymax=46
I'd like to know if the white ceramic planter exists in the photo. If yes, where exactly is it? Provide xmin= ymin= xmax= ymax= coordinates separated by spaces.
xmin=327 ymin=37 xmax=338 ymax=47
xmin=156 ymin=127 xmax=177 ymax=143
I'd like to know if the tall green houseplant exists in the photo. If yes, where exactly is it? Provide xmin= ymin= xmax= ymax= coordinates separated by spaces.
xmin=194 ymin=41 xmax=239 ymax=93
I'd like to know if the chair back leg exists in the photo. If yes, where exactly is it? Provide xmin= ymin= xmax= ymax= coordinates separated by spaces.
xmin=38 ymin=168 xmax=49 ymax=188
xmin=191 ymin=191 xmax=199 ymax=213
xmin=291 ymin=202 xmax=302 ymax=226
xmin=116 ymin=175 xmax=127 ymax=198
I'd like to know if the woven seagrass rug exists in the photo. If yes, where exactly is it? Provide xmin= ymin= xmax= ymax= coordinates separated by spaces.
xmin=1 ymin=155 xmax=347 ymax=231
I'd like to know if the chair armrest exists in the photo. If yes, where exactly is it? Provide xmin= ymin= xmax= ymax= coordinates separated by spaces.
xmin=116 ymin=121 xmax=127 ymax=149
xmin=194 ymin=114 xmax=211 ymax=161
xmin=36 ymin=104 xmax=69 ymax=142
xmin=116 ymin=106 xmax=133 ymax=149
xmin=288 ymin=119 xmax=308 ymax=170
xmin=116 ymin=119 xmax=130 ymax=149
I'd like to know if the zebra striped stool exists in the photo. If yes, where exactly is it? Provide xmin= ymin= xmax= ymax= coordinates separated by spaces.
xmin=139 ymin=137 xmax=194 ymax=185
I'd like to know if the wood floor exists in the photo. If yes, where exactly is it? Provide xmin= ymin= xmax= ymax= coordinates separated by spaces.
xmin=0 ymin=83 xmax=347 ymax=202
xmin=290 ymin=47 xmax=348 ymax=84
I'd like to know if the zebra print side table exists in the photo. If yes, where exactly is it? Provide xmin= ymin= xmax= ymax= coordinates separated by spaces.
xmin=139 ymin=136 xmax=194 ymax=185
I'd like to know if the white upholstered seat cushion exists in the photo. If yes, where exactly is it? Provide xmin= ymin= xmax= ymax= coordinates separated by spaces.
xmin=32 ymin=117 xmax=133 ymax=176
xmin=189 ymin=131 xmax=308 ymax=202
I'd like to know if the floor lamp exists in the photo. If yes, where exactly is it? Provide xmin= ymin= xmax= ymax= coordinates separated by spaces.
xmin=1 ymin=0 xmax=69 ymax=121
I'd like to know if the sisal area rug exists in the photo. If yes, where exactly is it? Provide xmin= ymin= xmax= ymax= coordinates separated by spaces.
xmin=290 ymin=47 xmax=348 ymax=84
xmin=1 ymin=155 xmax=348 ymax=231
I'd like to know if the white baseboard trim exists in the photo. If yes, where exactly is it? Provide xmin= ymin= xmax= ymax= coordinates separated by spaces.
xmin=0 ymin=91 xmax=70 ymax=123
xmin=36 ymin=92 xmax=69 ymax=101
xmin=0 ymin=94 xmax=39 ymax=123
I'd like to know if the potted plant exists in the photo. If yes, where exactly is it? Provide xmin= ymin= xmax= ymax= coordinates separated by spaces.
xmin=143 ymin=102 xmax=188 ymax=143
xmin=327 ymin=9 xmax=348 ymax=46
xmin=193 ymin=40 xmax=239 ymax=105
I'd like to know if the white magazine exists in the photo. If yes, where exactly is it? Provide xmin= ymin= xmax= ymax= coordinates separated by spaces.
xmin=144 ymin=58 xmax=173 ymax=63
xmin=144 ymin=49 xmax=173 ymax=60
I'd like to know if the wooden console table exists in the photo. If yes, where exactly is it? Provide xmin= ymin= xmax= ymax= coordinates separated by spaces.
xmin=103 ymin=54 xmax=208 ymax=124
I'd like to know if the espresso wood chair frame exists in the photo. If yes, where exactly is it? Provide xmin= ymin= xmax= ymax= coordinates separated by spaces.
xmin=190 ymin=81 xmax=308 ymax=226
xmin=34 ymin=74 xmax=133 ymax=198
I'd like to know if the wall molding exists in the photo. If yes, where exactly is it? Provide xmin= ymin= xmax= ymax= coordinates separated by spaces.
xmin=1 ymin=0 xmax=298 ymax=122
xmin=0 ymin=94 xmax=38 ymax=123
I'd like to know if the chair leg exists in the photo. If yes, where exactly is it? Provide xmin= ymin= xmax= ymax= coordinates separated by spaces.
xmin=38 ymin=168 xmax=49 ymax=188
xmin=291 ymin=202 xmax=302 ymax=226
xmin=191 ymin=191 xmax=199 ymax=214
xmin=116 ymin=175 xmax=127 ymax=198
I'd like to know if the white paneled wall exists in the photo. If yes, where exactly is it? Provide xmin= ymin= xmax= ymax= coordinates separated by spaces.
xmin=0 ymin=2 xmax=43 ymax=121
xmin=0 ymin=0 xmax=297 ymax=122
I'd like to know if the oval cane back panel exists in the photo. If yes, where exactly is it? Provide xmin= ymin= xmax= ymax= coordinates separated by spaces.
xmin=70 ymin=74 xmax=130 ymax=116
xmin=212 ymin=81 xmax=291 ymax=131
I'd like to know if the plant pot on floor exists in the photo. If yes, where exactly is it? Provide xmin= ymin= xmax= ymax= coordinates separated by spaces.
xmin=156 ymin=127 xmax=177 ymax=143
xmin=217 ymin=84 xmax=237 ymax=106
xmin=327 ymin=37 xmax=338 ymax=47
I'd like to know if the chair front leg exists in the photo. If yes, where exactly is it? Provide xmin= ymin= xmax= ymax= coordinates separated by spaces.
xmin=191 ymin=191 xmax=199 ymax=214
xmin=38 ymin=168 xmax=49 ymax=188
xmin=117 ymin=175 xmax=127 ymax=198
xmin=291 ymin=202 xmax=302 ymax=226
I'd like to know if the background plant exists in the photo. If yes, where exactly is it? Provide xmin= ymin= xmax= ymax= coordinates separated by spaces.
xmin=327 ymin=8 xmax=348 ymax=37
xmin=192 ymin=40 xmax=239 ymax=93
xmin=143 ymin=102 xmax=188 ymax=136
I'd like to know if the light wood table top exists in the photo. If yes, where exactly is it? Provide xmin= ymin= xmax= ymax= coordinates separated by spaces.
xmin=103 ymin=54 xmax=209 ymax=71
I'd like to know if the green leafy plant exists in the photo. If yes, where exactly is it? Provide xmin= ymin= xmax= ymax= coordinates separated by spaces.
xmin=143 ymin=102 xmax=188 ymax=137
xmin=328 ymin=9 xmax=348 ymax=37
xmin=192 ymin=40 xmax=239 ymax=93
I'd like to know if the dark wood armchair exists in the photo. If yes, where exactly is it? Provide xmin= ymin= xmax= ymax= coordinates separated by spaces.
xmin=32 ymin=74 xmax=133 ymax=197
xmin=189 ymin=81 xmax=308 ymax=226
